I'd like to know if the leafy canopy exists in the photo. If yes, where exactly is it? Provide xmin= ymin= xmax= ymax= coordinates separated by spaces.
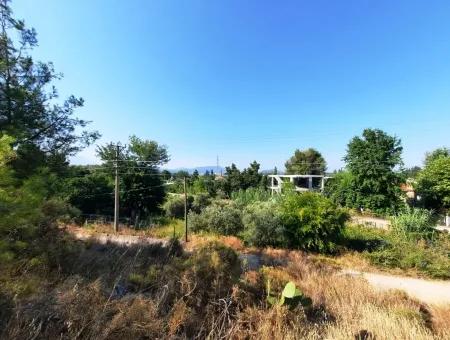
xmin=96 ymin=135 xmax=170 ymax=218
xmin=343 ymin=128 xmax=404 ymax=214
xmin=285 ymin=148 xmax=326 ymax=175
xmin=0 ymin=0 xmax=99 ymax=170
xmin=416 ymin=151 xmax=450 ymax=211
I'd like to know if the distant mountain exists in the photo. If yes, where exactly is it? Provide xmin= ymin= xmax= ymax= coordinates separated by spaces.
xmin=165 ymin=166 xmax=224 ymax=175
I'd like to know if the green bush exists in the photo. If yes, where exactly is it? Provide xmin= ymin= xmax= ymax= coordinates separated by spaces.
xmin=278 ymin=192 xmax=349 ymax=252
xmin=162 ymin=195 xmax=193 ymax=219
xmin=390 ymin=207 xmax=435 ymax=240
xmin=231 ymin=187 xmax=271 ymax=207
xmin=342 ymin=222 xmax=450 ymax=279
xmin=341 ymin=224 xmax=387 ymax=251
xmin=191 ymin=193 xmax=211 ymax=214
xmin=191 ymin=241 xmax=242 ymax=289
xmin=241 ymin=201 xmax=285 ymax=247
xmin=189 ymin=201 xmax=243 ymax=235
xmin=368 ymin=233 xmax=450 ymax=279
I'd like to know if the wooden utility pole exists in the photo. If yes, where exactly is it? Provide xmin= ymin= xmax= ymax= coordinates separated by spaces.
xmin=184 ymin=177 xmax=188 ymax=242
xmin=113 ymin=144 xmax=120 ymax=232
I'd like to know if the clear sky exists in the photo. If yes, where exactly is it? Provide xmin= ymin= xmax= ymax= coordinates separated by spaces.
xmin=12 ymin=0 xmax=450 ymax=171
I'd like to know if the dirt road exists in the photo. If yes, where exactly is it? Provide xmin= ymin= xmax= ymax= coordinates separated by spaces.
xmin=342 ymin=269 xmax=450 ymax=306
xmin=71 ymin=228 xmax=168 ymax=247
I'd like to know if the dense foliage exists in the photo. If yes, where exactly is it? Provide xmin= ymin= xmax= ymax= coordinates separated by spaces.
xmin=0 ymin=0 xmax=98 ymax=175
xmin=189 ymin=201 xmax=244 ymax=235
xmin=285 ymin=148 xmax=326 ymax=175
xmin=221 ymin=161 xmax=266 ymax=196
xmin=189 ymin=189 xmax=348 ymax=253
xmin=416 ymin=151 xmax=450 ymax=212
xmin=278 ymin=192 xmax=349 ymax=252
xmin=0 ymin=0 xmax=93 ymax=267
xmin=330 ymin=129 xmax=405 ymax=214
xmin=390 ymin=207 xmax=435 ymax=240
xmin=0 ymin=135 xmax=75 ymax=265
xmin=168 ymin=162 xmax=268 ymax=199
xmin=241 ymin=201 xmax=285 ymax=247
xmin=62 ymin=167 xmax=114 ymax=216
xmin=96 ymin=135 xmax=170 ymax=220
xmin=231 ymin=187 xmax=271 ymax=207
xmin=324 ymin=171 xmax=356 ymax=207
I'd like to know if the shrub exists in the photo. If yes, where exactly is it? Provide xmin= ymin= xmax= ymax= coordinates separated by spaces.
xmin=368 ymin=234 xmax=450 ymax=279
xmin=241 ymin=201 xmax=285 ymax=247
xmin=344 ymin=221 xmax=450 ymax=279
xmin=191 ymin=193 xmax=211 ymax=214
xmin=163 ymin=195 xmax=193 ymax=219
xmin=231 ymin=187 xmax=271 ymax=207
xmin=189 ymin=201 xmax=243 ymax=235
xmin=190 ymin=241 xmax=242 ymax=297
xmin=390 ymin=207 xmax=435 ymax=240
xmin=341 ymin=224 xmax=387 ymax=251
xmin=278 ymin=192 xmax=349 ymax=252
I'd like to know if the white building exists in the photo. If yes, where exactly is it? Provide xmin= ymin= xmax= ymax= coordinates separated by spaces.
xmin=268 ymin=174 xmax=331 ymax=195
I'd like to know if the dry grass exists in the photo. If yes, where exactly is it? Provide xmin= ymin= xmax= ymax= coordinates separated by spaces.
xmin=2 ymin=232 xmax=450 ymax=339
xmin=66 ymin=218 xmax=185 ymax=239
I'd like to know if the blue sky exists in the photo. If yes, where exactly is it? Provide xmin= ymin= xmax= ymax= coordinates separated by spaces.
xmin=13 ymin=0 xmax=450 ymax=171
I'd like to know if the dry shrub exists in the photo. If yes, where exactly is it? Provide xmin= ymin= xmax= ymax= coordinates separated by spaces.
xmin=3 ymin=279 xmax=107 ymax=339
xmin=56 ymin=278 xmax=107 ymax=337
xmin=430 ymin=306 xmax=450 ymax=338
xmin=232 ymin=305 xmax=317 ymax=339
xmin=324 ymin=304 xmax=435 ymax=340
xmin=185 ymin=241 xmax=242 ymax=304
xmin=168 ymin=299 xmax=190 ymax=336
xmin=219 ymin=235 xmax=244 ymax=251
xmin=104 ymin=297 xmax=163 ymax=339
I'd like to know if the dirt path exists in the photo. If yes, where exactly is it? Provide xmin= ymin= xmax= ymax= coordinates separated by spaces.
xmin=71 ymin=228 xmax=168 ymax=247
xmin=351 ymin=216 xmax=390 ymax=230
xmin=341 ymin=269 xmax=450 ymax=306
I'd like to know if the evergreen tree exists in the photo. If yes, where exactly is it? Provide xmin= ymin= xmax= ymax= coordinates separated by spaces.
xmin=285 ymin=148 xmax=326 ymax=175
xmin=0 ymin=0 xmax=99 ymax=175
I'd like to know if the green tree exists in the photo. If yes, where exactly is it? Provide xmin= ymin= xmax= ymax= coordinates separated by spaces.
xmin=241 ymin=161 xmax=263 ymax=189
xmin=424 ymin=148 xmax=450 ymax=166
xmin=344 ymin=129 xmax=404 ymax=213
xmin=96 ymin=136 xmax=170 ymax=220
xmin=221 ymin=161 xmax=266 ymax=196
xmin=0 ymin=135 xmax=70 ymax=262
xmin=222 ymin=163 xmax=242 ymax=196
xmin=285 ymin=148 xmax=326 ymax=175
xmin=416 ymin=151 xmax=450 ymax=211
xmin=161 ymin=169 xmax=172 ymax=181
xmin=324 ymin=170 xmax=357 ymax=207
xmin=62 ymin=166 xmax=114 ymax=216
xmin=0 ymin=0 xmax=99 ymax=175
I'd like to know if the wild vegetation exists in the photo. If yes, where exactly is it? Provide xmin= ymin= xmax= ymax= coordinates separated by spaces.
xmin=1 ymin=1 xmax=450 ymax=339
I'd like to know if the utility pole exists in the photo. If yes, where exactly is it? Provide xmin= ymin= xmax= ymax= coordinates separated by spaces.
xmin=114 ymin=143 xmax=120 ymax=233
xmin=184 ymin=176 xmax=188 ymax=242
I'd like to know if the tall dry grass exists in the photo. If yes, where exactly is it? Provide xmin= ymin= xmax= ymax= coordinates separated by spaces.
xmin=1 ymin=236 xmax=450 ymax=339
